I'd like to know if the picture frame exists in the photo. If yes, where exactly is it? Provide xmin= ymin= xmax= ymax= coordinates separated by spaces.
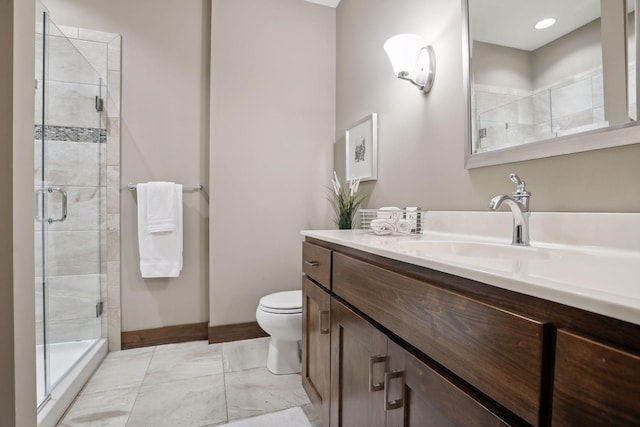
xmin=345 ymin=113 xmax=378 ymax=182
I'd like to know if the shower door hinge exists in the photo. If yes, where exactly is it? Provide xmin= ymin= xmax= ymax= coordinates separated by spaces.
xmin=96 ymin=301 xmax=104 ymax=317
xmin=479 ymin=128 xmax=487 ymax=138
xmin=95 ymin=96 xmax=104 ymax=112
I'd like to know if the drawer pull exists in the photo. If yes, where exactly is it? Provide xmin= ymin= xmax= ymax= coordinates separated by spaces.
xmin=383 ymin=370 xmax=405 ymax=411
xmin=319 ymin=310 xmax=330 ymax=334
xmin=304 ymin=260 xmax=320 ymax=267
xmin=369 ymin=355 xmax=387 ymax=392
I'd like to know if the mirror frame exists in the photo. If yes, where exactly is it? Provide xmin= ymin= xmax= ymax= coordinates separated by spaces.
xmin=463 ymin=0 xmax=640 ymax=169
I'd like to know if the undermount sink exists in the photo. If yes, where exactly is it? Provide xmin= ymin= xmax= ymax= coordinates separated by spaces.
xmin=396 ymin=240 xmax=552 ymax=261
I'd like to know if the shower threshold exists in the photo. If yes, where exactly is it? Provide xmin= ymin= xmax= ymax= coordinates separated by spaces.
xmin=37 ymin=338 xmax=107 ymax=427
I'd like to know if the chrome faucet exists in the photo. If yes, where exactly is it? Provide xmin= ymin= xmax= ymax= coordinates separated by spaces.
xmin=488 ymin=173 xmax=531 ymax=246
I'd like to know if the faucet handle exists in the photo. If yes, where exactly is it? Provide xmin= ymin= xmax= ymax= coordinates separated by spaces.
xmin=509 ymin=173 xmax=529 ymax=195
xmin=509 ymin=173 xmax=524 ymax=188
xmin=509 ymin=173 xmax=531 ymax=211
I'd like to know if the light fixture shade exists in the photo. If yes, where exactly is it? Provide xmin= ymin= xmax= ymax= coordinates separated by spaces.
xmin=384 ymin=33 xmax=435 ymax=93
xmin=383 ymin=34 xmax=426 ymax=77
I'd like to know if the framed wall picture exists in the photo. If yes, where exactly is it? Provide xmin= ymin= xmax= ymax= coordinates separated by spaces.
xmin=345 ymin=113 xmax=378 ymax=181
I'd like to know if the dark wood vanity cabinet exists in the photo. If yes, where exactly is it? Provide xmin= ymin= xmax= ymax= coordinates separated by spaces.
xmin=302 ymin=240 xmax=517 ymax=427
xmin=301 ymin=238 xmax=640 ymax=427
xmin=552 ymin=330 xmax=640 ymax=426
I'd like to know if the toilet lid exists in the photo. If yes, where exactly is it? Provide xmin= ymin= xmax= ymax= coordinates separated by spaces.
xmin=259 ymin=290 xmax=302 ymax=314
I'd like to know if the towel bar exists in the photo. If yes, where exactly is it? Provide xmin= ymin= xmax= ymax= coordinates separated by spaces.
xmin=127 ymin=182 xmax=204 ymax=192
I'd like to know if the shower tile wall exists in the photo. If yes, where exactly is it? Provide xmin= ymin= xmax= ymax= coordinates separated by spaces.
xmin=34 ymin=26 xmax=121 ymax=349
xmin=106 ymin=34 xmax=122 ymax=351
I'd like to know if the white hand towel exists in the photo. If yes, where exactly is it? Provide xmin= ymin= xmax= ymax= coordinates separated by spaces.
xmin=371 ymin=219 xmax=397 ymax=235
xmin=146 ymin=181 xmax=177 ymax=233
xmin=137 ymin=183 xmax=183 ymax=278
xmin=396 ymin=219 xmax=412 ymax=235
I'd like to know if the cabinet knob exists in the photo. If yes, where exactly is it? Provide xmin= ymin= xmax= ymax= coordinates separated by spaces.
xmin=304 ymin=260 xmax=320 ymax=267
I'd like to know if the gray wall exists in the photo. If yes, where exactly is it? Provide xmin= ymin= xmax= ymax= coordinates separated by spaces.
xmin=44 ymin=0 xmax=212 ymax=331
xmin=4 ymin=0 xmax=38 ymax=424
xmin=532 ymin=18 xmax=602 ymax=89
xmin=0 ymin=0 xmax=16 ymax=423
xmin=532 ymin=12 xmax=637 ymax=89
xmin=473 ymin=41 xmax=532 ymax=90
xmin=14 ymin=0 xmax=37 ymax=419
xmin=336 ymin=0 xmax=640 ymax=213
xmin=209 ymin=0 xmax=335 ymax=326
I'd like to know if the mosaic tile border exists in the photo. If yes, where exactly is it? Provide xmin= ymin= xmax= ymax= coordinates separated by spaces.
xmin=35 ymin=124 xmax=107 ymax=143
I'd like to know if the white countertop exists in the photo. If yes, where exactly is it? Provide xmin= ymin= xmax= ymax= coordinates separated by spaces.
xmin=302 ymin=212 xmax=640 ymax=326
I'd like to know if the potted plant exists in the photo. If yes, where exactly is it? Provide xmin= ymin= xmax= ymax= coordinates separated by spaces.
xmin=328 ymin=171 xmax=364 ymax=229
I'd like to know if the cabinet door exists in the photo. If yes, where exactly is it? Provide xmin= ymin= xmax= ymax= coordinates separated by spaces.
xmin=385 ymin=340 xmax=510 ymax=427
xmin=552 ymin=330 xmax=640 ymax=426
xmin=331 ymin=300 xmax=388 ymax=427
xmin=302 ymin=277 xmax=332 ymax=427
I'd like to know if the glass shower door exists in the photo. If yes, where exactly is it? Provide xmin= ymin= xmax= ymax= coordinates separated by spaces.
xmin=35 ymin=10 xmax=105 ymax=408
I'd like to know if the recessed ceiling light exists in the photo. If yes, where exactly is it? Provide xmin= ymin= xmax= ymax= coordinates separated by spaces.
xmin=535 ymin=18 xmax=556 ymax=30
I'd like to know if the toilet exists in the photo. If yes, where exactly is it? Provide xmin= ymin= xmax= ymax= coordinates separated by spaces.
xmin=256 ymin=290 xmax=303 ymax=375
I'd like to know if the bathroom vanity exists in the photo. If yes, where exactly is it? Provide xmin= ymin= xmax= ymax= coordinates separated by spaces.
xmin=301 ymin=213 xmax=640 ymax=426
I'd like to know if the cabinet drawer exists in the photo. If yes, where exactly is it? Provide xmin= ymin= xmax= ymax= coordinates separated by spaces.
xmin=552 ymin=330 xmax=640 ymax=426
xmin=302 ymin=242 xmax=331 ymax=289
xmin=333 ymin=253 xmax=546 ymax=426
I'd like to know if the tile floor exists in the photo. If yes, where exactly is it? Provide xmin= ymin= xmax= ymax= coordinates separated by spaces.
xmin=57 ymin=337 xmax=320 ymax=427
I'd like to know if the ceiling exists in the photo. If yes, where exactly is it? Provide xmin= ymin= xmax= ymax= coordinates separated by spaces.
xmin=303 ymin=0 xmax=340 ymax=8
xmin=469 ymin=0 xmax=602 ymax=51
xmin=303 ymin=0 xmax=629 ymax=51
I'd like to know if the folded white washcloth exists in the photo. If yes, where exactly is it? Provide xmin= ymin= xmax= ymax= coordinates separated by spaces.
xmin=137 ymin=183 xmax=184 ymax=278
xmin=396 ymin=219 xmax=412 ymax=235
xmin=378 ymin=207 xmax=402 ymax=223
xmin=371 ymin=218 xmax=397 ymax=235
xmin=146 ymin=181 xmax=177 ymax=233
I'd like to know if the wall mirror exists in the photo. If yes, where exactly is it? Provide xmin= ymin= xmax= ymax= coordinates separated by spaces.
xmin=464 ymin=0 xmax=640 ymax=168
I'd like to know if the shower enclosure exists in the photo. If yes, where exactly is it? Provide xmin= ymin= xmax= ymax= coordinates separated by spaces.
xmin=474 ymin=63 xmax=638 ymax=153
xmin=35 ymin=5 xmax=108 ymax=425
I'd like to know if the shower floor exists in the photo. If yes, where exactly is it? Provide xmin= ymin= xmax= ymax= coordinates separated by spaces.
xmin=36 ymin=339 xmax=96 ymax=405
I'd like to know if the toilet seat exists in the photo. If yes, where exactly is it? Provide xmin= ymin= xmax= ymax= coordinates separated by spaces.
xmin=259 ymin=290 xmax=302 ymax=314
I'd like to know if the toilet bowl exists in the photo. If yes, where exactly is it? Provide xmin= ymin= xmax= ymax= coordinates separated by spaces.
xmin=256 ymin=290 xmax=302 ymax=375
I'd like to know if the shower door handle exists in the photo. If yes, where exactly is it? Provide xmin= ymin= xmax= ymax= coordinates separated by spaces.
xmin=35 ymin=187 xmax=68 ymax=223
xmin=47 ymin=187 xmax=68 ymax=223
xmin=35 ymin=188 xmax=47 ymax=222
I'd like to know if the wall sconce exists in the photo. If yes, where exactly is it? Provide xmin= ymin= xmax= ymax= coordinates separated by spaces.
xmin=383 ymin=34 xmax=435 ymax=93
